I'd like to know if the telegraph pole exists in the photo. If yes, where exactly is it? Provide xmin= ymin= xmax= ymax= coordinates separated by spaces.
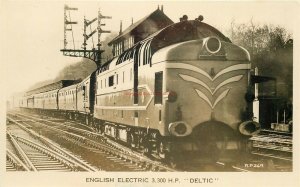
xmin=96 ymin=8 xmax=111 ymax=66
xmin=61 ymin=5 xmax=111 ymax=67
xmin=63 ymin=5 xmax=78 ymax=49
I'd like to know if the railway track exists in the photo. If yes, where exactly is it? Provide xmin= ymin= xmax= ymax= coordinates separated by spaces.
xmin=248 ymin=132 xmax=292 ymax=171
xmin=8 ymin=112 xmax=178 ymax=171
xmin=8 ymin=133 xmax=75 ymax=171
xmin=6 ymin=149 xmax=30 ymax=171
xmin=9 ymin=111 xmax=285 ymax=172
xmin=22 ymin=113 xmax=254 ymax=171
xmin=6 ymin=116 xmax=97 ymax=172
xmin=250 ymin=133 xmax=292 ymax=160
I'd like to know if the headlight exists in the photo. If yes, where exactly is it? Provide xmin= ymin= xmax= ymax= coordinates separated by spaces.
xmin=174 ymin=122 xmax=187 ymax=134
xmin=205 ymin=37 xmax=221 ymax=54
xmin=238 ymin=121 xmax=261 ymax=136
xmin=169 ymin=121 xmax=192 ymax=137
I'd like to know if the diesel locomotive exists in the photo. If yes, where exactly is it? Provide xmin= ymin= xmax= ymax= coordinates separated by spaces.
xmin=17 ymin=16 xmax=261 ymax=165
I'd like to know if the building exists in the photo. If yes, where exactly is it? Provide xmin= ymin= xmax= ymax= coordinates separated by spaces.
xmin=108 ymin=6 xmax=174 ymax=57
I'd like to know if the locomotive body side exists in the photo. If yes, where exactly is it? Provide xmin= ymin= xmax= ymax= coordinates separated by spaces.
xmin=94 ymin=58 xmax=134 ymax=124
xmin=93 ymin=40 xmax=165 ymax=142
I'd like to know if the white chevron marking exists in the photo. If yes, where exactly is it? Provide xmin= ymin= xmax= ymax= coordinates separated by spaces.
xmin=213 ymin=64 xmax=250 ymax=80
xmin=166 ymin=63 xmax=212 ymax=80
xmin=168 ymin=63 xmax=250 ymax=109
xmin=195 ymin=89 xmax=230 ymax=109
xmin=212 ymin=89 xmax=230 ymax=108
xmin=195 ymin=89 xmax=213 ymax=108
xmin=213 ymin=75 xmax=243 ymax=94
xmin=179 ymin=74 xmax=212 ymax=94
xmin=166 ymin=63 xmax=250 ymax=81
xmin=180 ymin=74 xmax=243 ymax=95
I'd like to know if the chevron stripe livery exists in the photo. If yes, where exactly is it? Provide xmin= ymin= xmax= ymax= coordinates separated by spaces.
xmin=167 ymin=63 xmax=250 ymax=109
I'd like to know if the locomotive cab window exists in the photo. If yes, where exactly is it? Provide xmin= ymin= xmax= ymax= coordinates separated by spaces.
xmin=109 ymin=75 xmax=114 ymax=87
xmin=82 ymin=86 xmax=86 ymax=96
xmin=154 ymin=71 xmax=163 ymax=104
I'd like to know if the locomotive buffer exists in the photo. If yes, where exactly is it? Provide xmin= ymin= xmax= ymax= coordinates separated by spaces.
xmin=60 ymin=5 xmax=111 ymax=67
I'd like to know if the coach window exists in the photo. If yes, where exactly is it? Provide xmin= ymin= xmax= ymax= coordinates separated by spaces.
xmin=154 ymin=71 xmax=163 ymax=104
xmin=116 ymin=74 xmax=118 ymax=85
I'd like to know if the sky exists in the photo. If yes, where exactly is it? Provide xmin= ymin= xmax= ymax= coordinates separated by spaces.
xmin=1 ymin=0 xmax=299 ymax=98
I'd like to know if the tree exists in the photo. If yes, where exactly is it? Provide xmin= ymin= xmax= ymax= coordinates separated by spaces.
xmin=228 ymin=20 xmax=293 ymax=101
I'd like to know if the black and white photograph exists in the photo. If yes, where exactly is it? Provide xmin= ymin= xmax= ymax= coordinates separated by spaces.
xmin=1 ymin=0 xmax=299 ymax=187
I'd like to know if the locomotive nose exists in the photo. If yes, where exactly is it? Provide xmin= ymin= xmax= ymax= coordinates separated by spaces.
xmin=238 ymin=121 xmax=261 ymax=136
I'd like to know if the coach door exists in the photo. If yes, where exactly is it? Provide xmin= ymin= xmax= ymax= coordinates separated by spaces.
xmin=85 ymin=82 xmax=89 ymax=112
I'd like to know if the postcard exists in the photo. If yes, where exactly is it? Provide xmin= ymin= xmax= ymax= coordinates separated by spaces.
xmin=1 ymin=1 xmax=299 ymax=187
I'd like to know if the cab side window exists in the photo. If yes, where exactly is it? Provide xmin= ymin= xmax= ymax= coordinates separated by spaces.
xmin=154 ymin=71 xmax=163 ymax=104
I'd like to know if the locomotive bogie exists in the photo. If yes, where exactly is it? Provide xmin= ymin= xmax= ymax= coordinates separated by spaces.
xmin=104 ymin=123 xmax=117 ymax=139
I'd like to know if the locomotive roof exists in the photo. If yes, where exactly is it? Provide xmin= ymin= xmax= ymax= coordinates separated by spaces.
xmin=100 ymin=19 xmax=231 ymax=72
xmin=150 ymin=19 xmax=231 ymax=53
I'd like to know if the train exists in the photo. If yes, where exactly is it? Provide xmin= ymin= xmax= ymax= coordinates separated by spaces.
xmin=14 ymin=16 xmax=261 ymax=166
